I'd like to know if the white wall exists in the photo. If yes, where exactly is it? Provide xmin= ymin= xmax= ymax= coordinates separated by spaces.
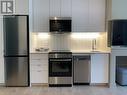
xmin=0 ymin=16 xmax=4 ymax=83
xmin=107 ymin=0 xmax=127 ymax=19
xmin=15 ymin=0 xmax=29 ymax=14
xmin=0 ymin=0 xmax=28 ymax=14
xmin=112 ymin=0 xmax=127 ymax=19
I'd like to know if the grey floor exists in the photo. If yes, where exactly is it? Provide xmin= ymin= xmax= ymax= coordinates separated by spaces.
xmin=0 ymin=86 xmax=127 ymax=95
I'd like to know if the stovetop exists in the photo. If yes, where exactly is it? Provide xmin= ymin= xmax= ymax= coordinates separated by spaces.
xmin=49 ymin=50 xmax=72 ymax=53
xmin=49 ymin=50 xmax=72 ymax=58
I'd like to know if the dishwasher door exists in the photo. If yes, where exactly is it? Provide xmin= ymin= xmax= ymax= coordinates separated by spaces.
xmin=73 ymin=55 xmax=90 ymax=85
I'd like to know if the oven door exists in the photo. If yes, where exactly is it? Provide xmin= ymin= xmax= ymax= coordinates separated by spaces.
xmin=49 ymin=58 xmax=72 ymax=77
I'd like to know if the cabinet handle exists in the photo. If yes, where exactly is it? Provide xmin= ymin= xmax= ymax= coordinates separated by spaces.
xmin=36 ymin=59 xmax=41 ymax=60
xmin=32 ymin=59 xmax=41 ymax=60
xmin=37 ymin=70 xmax=41 ymax=72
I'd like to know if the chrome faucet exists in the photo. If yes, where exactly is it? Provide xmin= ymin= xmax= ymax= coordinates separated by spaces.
xmin=92 ymin=39 xmax=97 ymax=51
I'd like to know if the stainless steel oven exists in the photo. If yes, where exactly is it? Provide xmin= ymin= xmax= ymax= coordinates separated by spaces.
xmin=48 ymin=52 xmax=72 ymax=87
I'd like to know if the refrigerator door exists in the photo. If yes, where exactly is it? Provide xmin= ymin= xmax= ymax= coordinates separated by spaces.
xmin=5 ymin=57 xmax=29 ymax=86
xmin=3 ymin=15 xmax=28 ymax=56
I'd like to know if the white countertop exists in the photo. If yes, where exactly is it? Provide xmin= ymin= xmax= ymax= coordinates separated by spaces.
xmin=30 ymin=50 xmax=110 ymax=54
xmin=71 ymin=50 xmax=110 ymax=54
xmin=30 ymin=51 xmax=49 ymax=54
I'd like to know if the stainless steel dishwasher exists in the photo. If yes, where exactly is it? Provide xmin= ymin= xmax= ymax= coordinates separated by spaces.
xmin=73 ymin=55 xmax=90 ymax=85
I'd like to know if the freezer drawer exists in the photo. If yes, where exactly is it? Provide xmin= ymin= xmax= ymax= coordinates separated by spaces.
xmin=4 ymin=57 xmax=29 ymax=86
xmin=73 ymin=55 xmax=90 ymax=85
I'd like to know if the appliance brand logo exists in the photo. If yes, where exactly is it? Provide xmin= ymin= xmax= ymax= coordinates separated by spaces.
xmin=1 ymin=0 xmax=13 ymax=14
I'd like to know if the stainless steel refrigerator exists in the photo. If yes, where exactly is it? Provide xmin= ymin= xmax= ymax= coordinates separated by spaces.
xmin=3 ymin=15 xmax=29 ymax=87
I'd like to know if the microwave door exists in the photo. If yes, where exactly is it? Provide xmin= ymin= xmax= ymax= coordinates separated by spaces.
xmin=50 ymin=19 xmax=71 ymax=32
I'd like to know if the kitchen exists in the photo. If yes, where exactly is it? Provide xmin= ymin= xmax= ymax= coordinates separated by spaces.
xmin=29 ymin=0 xmax=110 ymax=87
xmin=0 ymin=0 xmax=127 ymax=94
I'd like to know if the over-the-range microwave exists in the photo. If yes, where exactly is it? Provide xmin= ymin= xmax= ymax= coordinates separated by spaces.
xmin=49 ymin=17 xmax=71 ymax=33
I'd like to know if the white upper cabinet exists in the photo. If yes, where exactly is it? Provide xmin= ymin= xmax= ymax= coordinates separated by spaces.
xmin=72 ymin=0 xmax=105 ymax=32
xmin=61 ymin=0 xmax=72 ymax=17
xmin=15 ymin=0 xmax=29 ymax=14
xmin=72 ymin=0 xmax=89 ymax=32
xmin=31 ymin=0 xmax=105 ymax=32
xmin=50 ymin=0 xmax=72 ymax=17
xmin=50 ymin=0 xmax=61 ymax=17
xmin=89 ymin=0 xmax=105 ymax=32
xmin=33 ymin=0 xmax=49 ymax=32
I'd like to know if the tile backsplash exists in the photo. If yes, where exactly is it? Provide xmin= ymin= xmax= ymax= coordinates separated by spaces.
xmin=30 ymin=32 xmax=110 ymax=52
xmin=50 ymin=34 xmax=71 ymax=50
xmin=30 ymin=33 xmax=50 ymax=52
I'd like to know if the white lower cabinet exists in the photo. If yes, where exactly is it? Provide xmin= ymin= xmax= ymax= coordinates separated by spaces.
xmin=30 ymin=54 xmax=48 ymax=84
xmin=31 ymin=70 xmax=48 ymax=83
xmin=30 ymin=53 xmax=109 ymax=84
xmin=91 ymin=54 xmax=109 ymax=83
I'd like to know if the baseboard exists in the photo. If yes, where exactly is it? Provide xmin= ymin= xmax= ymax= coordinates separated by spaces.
xmin=0 ymin=83 xmax=5 ymax=87
xmin=73 ymin=83 xmax=90 ymax=85
xmin=49 ymin=84 xmax=72 ymax=87
xmin=90 ymin=83 xmax=108 ymax=86
xmin=31 ymin=83 xmax=48 ymax=87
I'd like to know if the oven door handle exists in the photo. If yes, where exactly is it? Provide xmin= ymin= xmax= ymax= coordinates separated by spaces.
xmin=49 ymin=59 xmax=72 ymax=62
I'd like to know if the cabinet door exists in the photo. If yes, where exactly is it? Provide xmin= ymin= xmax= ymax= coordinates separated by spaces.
xmin=61 ymin=0 xmax=72 ymax=17
xmin=15 ymin=0 xmax=29 ymax=14
xmin=91 ymin=54 xmax=109 ymax=83
xmin=50 ymin=0 xmax=61 ymax=17
xmin=50 ymin=0 xmax=71 ymax=17
xmin=31 ymin=70 xmax=48 ymax=83
xmin=72 ymin=0 xmax=105 ymax=32
xmin=89 ymin=0 xmax=105 ymax=32
xmin=33 ymin=0 xmax=49 ymax=32
xmin=72 ymin=0 xmax=89 ymax=32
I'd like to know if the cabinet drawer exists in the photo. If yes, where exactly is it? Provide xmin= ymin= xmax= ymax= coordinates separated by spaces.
xmin=31 ymin=70 xmax=48 ymax=83
xmin=30 ymin=59 xmax=42 ymax=64
xmin=31 ymin=60 xmax=48 ymax=67
xmin=30 ymin=54 xmax=48 ymax=60
xmin=30 ymin=60 xmax=48 ymax=65
xmin=31 ymin=65 xmax=48 ymax=71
